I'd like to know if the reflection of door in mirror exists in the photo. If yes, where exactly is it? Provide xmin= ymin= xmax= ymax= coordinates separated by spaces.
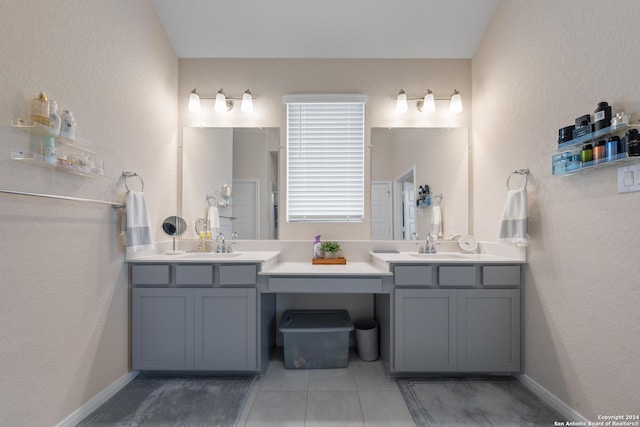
xmin=371 ymin=181 xmax=392 ymax=240
xmin=396 ymin=169 xmax=416 ymax=240
xmin=232 ymin=179 xmax=259 ymax=239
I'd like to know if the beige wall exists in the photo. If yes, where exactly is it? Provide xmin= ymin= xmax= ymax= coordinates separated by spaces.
xmin=179 ymin=59 xmax=472 ymax=240
xmin=0 ymin=1 xmax=178 ymax=425
xmin=472 ymin=0 xmax=640 ymax=419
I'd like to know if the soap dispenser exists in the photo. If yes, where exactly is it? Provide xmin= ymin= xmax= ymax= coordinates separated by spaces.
xmin=313 ymin=235 xmax=322 ymax=259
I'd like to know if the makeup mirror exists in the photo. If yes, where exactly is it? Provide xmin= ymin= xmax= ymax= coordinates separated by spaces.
xmin=162 ymin=215 xmax=187 ymax=254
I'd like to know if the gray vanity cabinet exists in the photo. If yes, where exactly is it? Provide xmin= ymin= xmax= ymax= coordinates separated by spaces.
xmin=458 ymin=289 xmax=520 ymax=372
xmin=394 ymin=289 xmax=458 ymax=371
xmin=194 ymin=288 xmax=257 ymax=371
xmin=132 ymin=288 xmax=194 ymax=370
xmin=131 ymin=263 xmax=261 ymax=372
xmin=392 ymin=264 xmax=522 ymax=373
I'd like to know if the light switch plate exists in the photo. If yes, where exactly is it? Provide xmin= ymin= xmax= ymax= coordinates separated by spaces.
xmin=618 ymin=164 xmax=640 ymax=193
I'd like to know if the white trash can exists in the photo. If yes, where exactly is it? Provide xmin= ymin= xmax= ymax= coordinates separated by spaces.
xmin=354 ymin=319 xmax=379 ymax=361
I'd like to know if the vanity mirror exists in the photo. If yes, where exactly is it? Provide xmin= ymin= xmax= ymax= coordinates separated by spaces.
xmin=162 ymin=215 xmax=187 ymax=254
xmin=182 ymin=127 xmax=468 ymax=240
xmin=371 ymin=127 xmax=469 ymax=240
xmin=182 ymin=127 xmax=280 ymax=240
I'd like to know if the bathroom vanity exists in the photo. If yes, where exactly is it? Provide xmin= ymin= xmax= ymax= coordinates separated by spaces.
xmin=127 ymin=245 xmax=524 ymax=376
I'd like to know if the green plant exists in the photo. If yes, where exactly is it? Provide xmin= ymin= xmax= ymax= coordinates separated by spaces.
xmin=319 ymin=241 xmax=341 ymax=253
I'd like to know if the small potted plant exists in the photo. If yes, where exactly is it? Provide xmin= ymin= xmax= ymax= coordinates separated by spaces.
xmin=319 ymin=241 xmax=341 ymax=259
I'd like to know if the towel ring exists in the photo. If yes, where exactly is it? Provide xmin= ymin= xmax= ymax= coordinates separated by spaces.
xmin=507 ymin=169 xmax=529 ymax=191
xmin=432 ymin=194 xmax=443 ymax=206
xmin=123 ymin=171 xmax=144 ymax=192
xmin=206 ymin=195 xmax=217 ymax=207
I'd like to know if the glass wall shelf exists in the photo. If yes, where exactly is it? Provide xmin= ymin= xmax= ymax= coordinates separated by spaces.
xmin=552 ymin=121 xmax=640 ymax=176
xmin=556 ymin=122 xmax=637 ymax=151
xmin=10 ymin=117 xmax=96 ymax=154
xmin=10 ymin=148 xmax=106 ymax=177
xmin=552 ymin=152 xmax=640 ymax=176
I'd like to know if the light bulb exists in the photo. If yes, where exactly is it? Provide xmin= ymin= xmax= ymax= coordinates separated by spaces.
xmin=214 ymin=89 xmax=227 ymax=113
xmin=422 ymin=90 xmax=435 ymax=113
xmin=449 ymin=90 xmax=462 ymax=114
xmin=396 ymin=90 xmax=408 ymax=114
xmin=241 ymin=90 xmax=253 ymax=113
xmin=188 ymin=89 xmax=201 ymax=113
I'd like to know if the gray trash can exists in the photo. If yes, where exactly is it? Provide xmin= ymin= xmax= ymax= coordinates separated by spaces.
xmin=354 ymin=319 xmax=379 ymax=361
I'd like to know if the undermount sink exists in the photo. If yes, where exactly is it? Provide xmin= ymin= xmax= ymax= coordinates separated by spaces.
xmin=408 ymin=252 xmax=471 ymax=259
xmin=182 ymin=252 xmax=242 ymax=258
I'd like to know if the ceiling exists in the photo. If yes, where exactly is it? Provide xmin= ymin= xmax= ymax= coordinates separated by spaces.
xmin=152 ymin=0 xmax=498 ymax=59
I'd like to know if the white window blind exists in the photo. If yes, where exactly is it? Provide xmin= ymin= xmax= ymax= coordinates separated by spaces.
xmin=286 ymin=95 xmax=366 ymax=223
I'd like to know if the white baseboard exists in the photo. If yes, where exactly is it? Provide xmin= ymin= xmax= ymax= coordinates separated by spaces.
xmin=516 ymin=373 xmax=588 ymax=422
xmin=55 ymin=370 xmax=139 ymax=427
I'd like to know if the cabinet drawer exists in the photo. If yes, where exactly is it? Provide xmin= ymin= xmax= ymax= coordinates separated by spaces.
xmin=219 ymin=264 xmax=257 ymax=286
xmin=176 ymin=265 xmax=214 ymax=286
xmin=438 ymin=266 xmax=477 ymax=287
xmin=482 ymin=265 xmax=521 ymax=287
xmin=131 ymin=264 xmax=170 ymax=286
xmin=394 ymin=265 xmax=433 ymax=287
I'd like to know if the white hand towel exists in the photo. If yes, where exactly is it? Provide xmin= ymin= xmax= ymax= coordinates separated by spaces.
xmin=499 ymin=188 xmax=529 ymax=246
xmin=431 ymin=205 xmax=443 ymax=239
xmin=207 ymin=206 xmax=220 ymax=231
xmin=125 ymin=191 xmax=155 ymax=253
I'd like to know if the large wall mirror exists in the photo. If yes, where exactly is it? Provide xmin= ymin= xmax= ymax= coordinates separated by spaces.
xmin=182 ymin=127 xmax=280 ymax=240
xmin=183 ymin=127 xmax=468 ymax=240
xmin=371 ymin=128 xmax=469 ymax=240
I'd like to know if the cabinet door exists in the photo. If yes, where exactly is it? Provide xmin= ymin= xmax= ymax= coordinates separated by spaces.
xmin=458 ymin=289 xmax=521 ymax=372
xmin=132 ymin=288 xmax=194 ymax=370
xmin=394 ymin=289 xmax=457 ymax=372
xmin=194 ymin=288 xmax=257 ymax=371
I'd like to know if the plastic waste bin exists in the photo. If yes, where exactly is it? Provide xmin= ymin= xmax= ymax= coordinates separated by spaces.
xmin=354 ymin=319 xmax=379 ymax=361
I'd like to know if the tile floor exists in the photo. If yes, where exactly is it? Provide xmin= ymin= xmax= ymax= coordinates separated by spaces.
xmin=237 ymin=349 xmax=416 ymax=427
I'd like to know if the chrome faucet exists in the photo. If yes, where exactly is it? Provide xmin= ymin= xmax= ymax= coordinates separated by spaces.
xmin=216 ymin=232 xmax=226 ymax=253
xmin=420 ymin=233 xmax=437 ymax=254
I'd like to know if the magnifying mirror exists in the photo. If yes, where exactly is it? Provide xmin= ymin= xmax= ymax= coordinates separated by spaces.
xmin=162 ymin=216 xmax=187 ymax=255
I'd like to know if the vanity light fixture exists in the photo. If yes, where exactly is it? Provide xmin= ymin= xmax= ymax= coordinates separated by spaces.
xmin=188 ymin=89 xmax=201 ymax=113
xmin=395 ymin=89 xmax=408 ymax=114
xmin=398 ymin=89 xmax=463 ymax=114
xmin=214 ymin=89 xmax=230 ymax=112
xmin=187 ymin=88 xmax=256 ymax=113
xmin=449 ymin=89 xmax=463 ymax=114
xmin=241 ymin=89 xmax=254 ymax=113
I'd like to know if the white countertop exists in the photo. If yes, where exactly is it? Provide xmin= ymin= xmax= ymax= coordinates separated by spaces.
xmin=369 ymin=251 xmax=526 ymax=264
xmin=259 ymin=261 xmax=393 ymax=276
xmin=126 ymin=251 xmax=281 ymax=264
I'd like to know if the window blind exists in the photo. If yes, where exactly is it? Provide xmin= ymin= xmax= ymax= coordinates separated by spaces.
xmin=286 ymin=96 xmax=365 ymax=222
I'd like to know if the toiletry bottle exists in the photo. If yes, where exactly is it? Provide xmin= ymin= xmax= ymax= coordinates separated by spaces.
xmin=594 ymin=102 xmax=612 ymax=131
xmin=198 ymin=231 xmax=206 ymax=251
xmin=48 ymin=100 xmax=61 ymax=136
xmin=606 ymin=136 xmax=619 ymax=160
xmin=31 ymin=92 xmax=50 ymax=131
xmin=42 ymin=135 xmax=56 ymax=164
xmin=593 ymin=140 xmax=606 ymax=163
xmin=580 ymin=144 xmax=593 ymax=163
xmin=313 ymin=235 xmax=322 ymax=259
xmin=60 ymin=110 xmax=76 ymax=140
xmin=205 ymin=230 xmax=212 ymax=252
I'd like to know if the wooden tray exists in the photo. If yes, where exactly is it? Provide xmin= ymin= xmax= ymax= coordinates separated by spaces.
xmin=312 ymin=257 xmax=347 ymax=265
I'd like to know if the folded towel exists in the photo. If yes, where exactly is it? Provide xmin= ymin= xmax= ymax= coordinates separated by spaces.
xmin=431 ymin=205 xmax=442 ymax=239
xmin=499 ymin=188 xmax=529 ymax=246
xmin=207 ymin=206 xmax=220 ymax=231
xmin=125 ymin=191 xmax=155 ymax=253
